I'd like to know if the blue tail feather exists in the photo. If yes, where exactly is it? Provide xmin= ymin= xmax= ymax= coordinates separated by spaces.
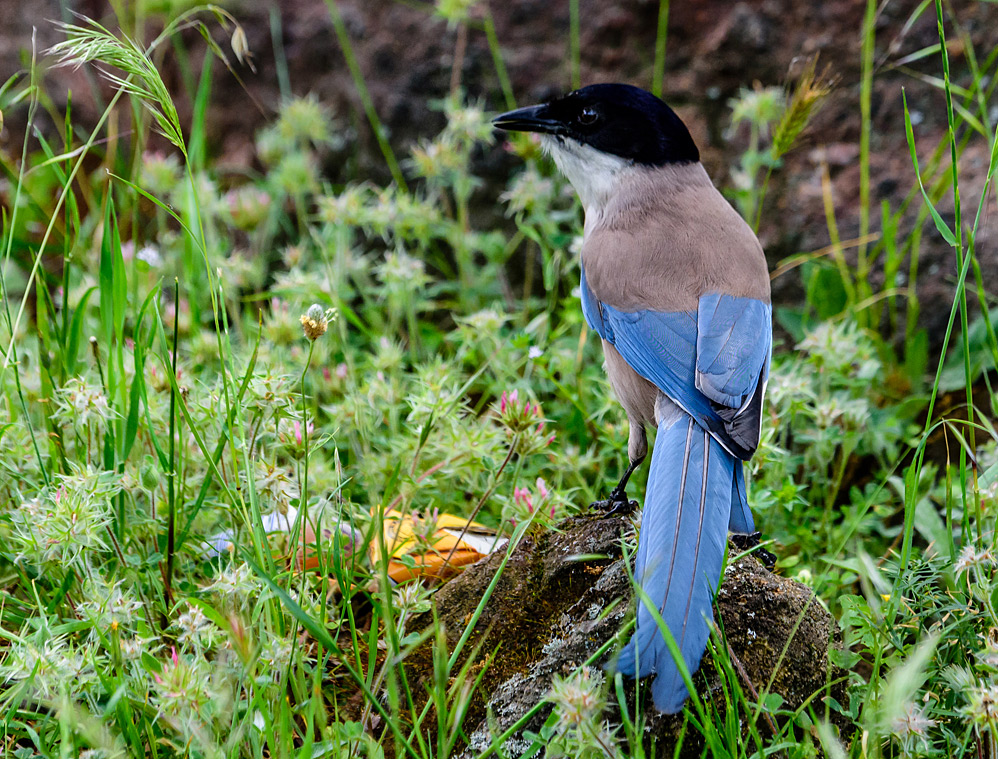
xmin=610 ymin=413 xmax=740 ymax=713
xmin=728 ymin=462 xmax=754 ymax=534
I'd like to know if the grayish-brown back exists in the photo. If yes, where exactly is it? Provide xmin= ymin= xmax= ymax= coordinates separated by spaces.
xmin=582 ymin=163 xmax=771 ymax=313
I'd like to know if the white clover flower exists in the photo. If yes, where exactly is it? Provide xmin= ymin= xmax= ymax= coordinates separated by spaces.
xmin=458 ymin=309 xmax=508 ymax=335
xmin=0 ymin=635 xmax=95 ymax=700
xmin=253 ymin=461 xmax=300 ymax=511
xmin=547 ymin=666 xmax=605 ymax=728
xmin=77 ymin=577 xmax=143 ymax=630
xmin=376 ymin=249 xmax=430 ymax=289
xmin=208 ymin=562 xmax=258 ymax=601
xmin=11 ymin=466 xmax=118 ymax=567
xmin=120 ymin=635 xmax=154 ymax=660
xmin=174 ymin=604 xmax=217 ymax=649
xmin=954 ymin=543 xmax=994 ymax=578
xmin=260 ymin=637 xmax=294 ymax=673
xmin=890 ymin=701 xmax=937 ymax=737
xmin=136 ymin=244 xmax=162 ymax=267
xmin=500 ymin=165 xmax=556 ymax=216
xmin=52 ymin=377 xmax=117 ymax=433
xmin=317 ymin=185 xmax=371 ymax=226
xmin=964 ymin=682 xmax=998 ymax=725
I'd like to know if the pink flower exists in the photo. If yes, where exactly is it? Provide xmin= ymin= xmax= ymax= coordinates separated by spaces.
xmin=536 ymin=478 xmax=549 ymax=499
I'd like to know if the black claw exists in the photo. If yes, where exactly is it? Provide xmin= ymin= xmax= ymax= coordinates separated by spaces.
xmin=591 ymin=459 xmax=644 ymax=518
xmin=590 ymin=488 xmax=637 ymax=517
xmin=730 ymin=531 xmax=777 ymax=570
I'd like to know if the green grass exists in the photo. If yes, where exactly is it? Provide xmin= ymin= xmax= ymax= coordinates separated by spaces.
xmin=1 ymin=1 xmax=997 ymax=757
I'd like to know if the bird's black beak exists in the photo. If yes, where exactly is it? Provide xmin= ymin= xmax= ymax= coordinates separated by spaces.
xmin=492 ymin=104 xmax=564 ymax=135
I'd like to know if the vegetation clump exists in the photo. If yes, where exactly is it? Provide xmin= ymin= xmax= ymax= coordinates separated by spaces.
xmin=1 ymin=2 xmax=997 ymax=757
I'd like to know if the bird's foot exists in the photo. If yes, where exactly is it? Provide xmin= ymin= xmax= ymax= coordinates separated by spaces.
xmin=730 ymin=531 xmax=777 ymax=570
xmin=590 ymin=488 xmax=638 ymax=518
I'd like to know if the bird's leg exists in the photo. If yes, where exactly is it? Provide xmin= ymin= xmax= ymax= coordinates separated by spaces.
xmin=729 ymin=532 xmax=777 ymax=571
xmin=591 ymin=457 xmax=642 ymax=516
xmin=592 ymin=420 xmax=646 ymax=516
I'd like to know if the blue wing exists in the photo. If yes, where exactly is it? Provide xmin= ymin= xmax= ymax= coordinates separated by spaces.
xmin=581 ymin=271 xmax=771 ymax=460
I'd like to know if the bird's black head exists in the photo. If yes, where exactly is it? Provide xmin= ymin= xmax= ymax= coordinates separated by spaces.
xmin=493 ymin=83 xmax=699 ymax=166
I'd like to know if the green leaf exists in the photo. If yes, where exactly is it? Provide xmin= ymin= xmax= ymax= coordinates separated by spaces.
xmin=64 ymin=286 xmax=96 ymax=377
xmin=980 ymin=458 xmax=998 ymax=491
xmin=806 ymin=264 xmax=848 ymax=320
xmin=903 ymin=88 xmax=957 ymax=246
xmin=904 ymin=328 xmax=929 ymax=383
xmin=98 ymin=195 xmax=127 ymax=348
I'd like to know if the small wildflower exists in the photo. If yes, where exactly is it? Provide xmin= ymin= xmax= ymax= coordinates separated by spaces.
xmin=394 ymin=582 xmax=432 ymax=618
xmin=890 ymin=701 xmax=937 ymax=737
xmin=728 ymin=84 xmax=784 ymax=137
xmin=317 ymin=185 xmax=371 ymax=226
xmin=208 ymin=562 xmax=258 ymax=603
xmin=272 ymin=151 xmax=320 ymax=197
xmin=383 ymin=248 xmax=430 ymax=285
xmin=954 ymin=543 xmax=994 ymax=578
xmin=52 ymin=377 xmax=117 ymax=434
xmin=136 ymin=243 xmax=163 ymax=268
xmin=300 ymin=303 xmax=336 ymax=342
xmin=536 ymin=478 xmax=549 ymax=499
xmin=963 ymin=682 xmax=998 ymax=724
xmin=225 ymin=185 xmax=271 ymax=230
xmin=151 ymin=647 xmax=213 ymax=717
xmin=547 ymin=665 xmax=607 ymax=731
xmin=500 ymin=165 xmax=556 ymax=216
xmin=496 ymin=390 xmax=555 ymax=454
xmin=174 ymin=603 xmax=218 ymax=648
xmin=408 ymin=137 xmax=464 ymax=180
xmin=254 ymin=462 xmax=300 ymax=512
xmin=409 ymin=507 xmax=441 ymax=553
xmin=77 ymin=577 xmax=143 ymax=630
xmin=259 ymin=637 xmax=294 ymax=674
xmin=11 ymin=466 xmax=119 ymax=567
xmin=276 ymin=94 xmax=334 ymax=148
xmin=139 ymin=150 xmax=182 ymax=196
xmin=528 ymin=345 xmax=543 ymax=360
xmin=797 ymin=321 xmax=878 ymax=378
xmin=120 ymin=635 xmax=152 ymax=660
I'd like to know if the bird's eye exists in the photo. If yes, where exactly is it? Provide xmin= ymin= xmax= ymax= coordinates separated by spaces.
xmin=578 ymin=106 xmax=598 ymax=125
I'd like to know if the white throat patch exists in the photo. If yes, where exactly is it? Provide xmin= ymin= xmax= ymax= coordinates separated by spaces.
xmin=540 ymin=135 xmax=635 ymax=237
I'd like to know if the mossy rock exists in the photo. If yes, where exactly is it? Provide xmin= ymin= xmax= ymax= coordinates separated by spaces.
xmin=404 ymin=512 xmax=848 ymax=757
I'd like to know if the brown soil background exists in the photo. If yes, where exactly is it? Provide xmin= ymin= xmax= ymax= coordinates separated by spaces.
xmin=2 ymin=0 xmax=997 ymax=347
